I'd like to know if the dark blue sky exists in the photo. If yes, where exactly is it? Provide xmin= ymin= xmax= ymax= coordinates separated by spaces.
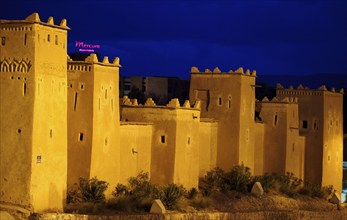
xmin=2 ymin=0 xmax=347 ymax=79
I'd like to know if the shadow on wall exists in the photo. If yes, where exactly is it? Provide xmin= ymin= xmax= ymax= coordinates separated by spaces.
xmin=48 ymin=183 xmax=61 ymax=209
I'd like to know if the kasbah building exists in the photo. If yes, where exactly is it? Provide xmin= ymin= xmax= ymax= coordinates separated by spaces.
xmin=0 ymin=13 xmax=344 ymax=212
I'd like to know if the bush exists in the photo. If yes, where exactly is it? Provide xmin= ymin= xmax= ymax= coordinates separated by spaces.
xmin=161 ymin=184 xmax=184 ymax=209
xmin=112 ymin=172 xmax=188 ymax=211
xmin=226 ymin=164 xmax=252 ymax=193
xmin=203 ymin=167 xmax=228 ymax=192
xmin=66 ymin=177 xmax=109 ymax=204
xmin=200 ymin=164 xmax=252 ymax=194
xmin=187 ymin=187 xmax=198 ymax=199
xmin=79 ymin=177 xmax=109 ymax=203
xmin=112 ymin=172 xmax=162 ymax=211
xmin=277 ymin=172 xmax=302 ymax=197
xmin=298 ymin=182 xmax=324 ymax=198
xmin=251 ymin=173 xmax=276 ymax=193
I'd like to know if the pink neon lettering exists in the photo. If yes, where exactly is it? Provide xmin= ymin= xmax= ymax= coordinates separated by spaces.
xmin=75 ymin=41 xmax=101 ymax=49
xmin=79 ymin=49 xmax=95 ymax=52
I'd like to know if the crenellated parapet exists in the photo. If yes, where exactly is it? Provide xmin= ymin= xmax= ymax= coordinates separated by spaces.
xmin=260 ymin=96 xmax=298 ymax=104
xmin=190 ymin=66 xmax=256 ymax=77
xmin=276 ymin=83 xmax=344 ymax=96
xmin=67 ymin=54 xmax=121 ymax=71
xmin=121 ymin=96 xmax=201 ymax=110
xmin=0 ymin=12 xmax=69 ymax=30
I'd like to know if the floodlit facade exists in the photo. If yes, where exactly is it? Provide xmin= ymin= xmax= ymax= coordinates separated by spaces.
xmin=0 ymin=13 xmax=69 ymax=211
xmin=0 ymin=13 xmax=344 ymax=212
xmin=276 ymin=84 xmax=344 ymax=195
xmin=67 ymin=54 xmax=121 ymax=196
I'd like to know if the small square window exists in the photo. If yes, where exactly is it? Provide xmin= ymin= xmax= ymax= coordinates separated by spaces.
xmin=79 ymin=83 xmax=85 ymax=91
xmin=302 ymin=120 xmax=308 ymax=129
xmin=161 ymin=135 xmax=166 ymax=144
xmin=37 ymin=155 xmax=42 ymax=163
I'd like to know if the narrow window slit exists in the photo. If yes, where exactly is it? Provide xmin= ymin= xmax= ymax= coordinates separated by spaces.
xmin=73 ymin=92 xmax=78 ymax=111
xmin=79 ymin=133 xmax=84 ymax=141
xmin=23 ymin=83 xmax=27 ymax=96
xmin=274 ymin=113 xmax=278 ymax=126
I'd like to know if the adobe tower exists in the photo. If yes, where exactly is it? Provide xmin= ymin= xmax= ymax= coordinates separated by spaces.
xmin=277 ymin=84 xmax=344 ymax=194
xmin=189 ymin=67 xmax=256 ymax=172
xmin=0 ymin=13 xmax=69 ymax=211
xmin=67 ymin=54 xmax=121 ymax=196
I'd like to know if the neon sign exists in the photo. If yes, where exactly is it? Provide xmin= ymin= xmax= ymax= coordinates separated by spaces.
xmin=75 ymin=41 xmax=101 ymax=52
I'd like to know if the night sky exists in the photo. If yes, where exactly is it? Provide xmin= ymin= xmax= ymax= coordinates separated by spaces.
xmin=1 ymin=0 xmax=347 ymax=79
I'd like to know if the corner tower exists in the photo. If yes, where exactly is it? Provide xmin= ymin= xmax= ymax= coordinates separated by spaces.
xmin=0 ymin=13 xmax=69 ymax=211
xmin=277 ymin=84 xmax=344 ymax=194
xmin=67 ymin=54 xmax=121 ymax=196
xmin=260 ymin=97 xmax=305 ymax=179
xmin=189 ymin=67 xmax=256 ymax=171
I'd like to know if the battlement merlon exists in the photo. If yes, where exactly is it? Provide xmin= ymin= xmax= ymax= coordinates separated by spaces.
xmin=67 ymin=54 xmax=121 ymax=69
xmin=260 ymin=96 xmax=298 ymax=104
xmin=190 ymin=66 xmax=256 ymax=77
xmin=0 ymin=12 xmax=70 ymax=30
xmin=276 ymin=83 xmax=344 ymax=95
xmin=121 ymin=96 xmax=201 ymax=111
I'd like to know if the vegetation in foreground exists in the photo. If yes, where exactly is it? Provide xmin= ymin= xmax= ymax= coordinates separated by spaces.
xmin=65 ymin=165 xmax=343 ymax=214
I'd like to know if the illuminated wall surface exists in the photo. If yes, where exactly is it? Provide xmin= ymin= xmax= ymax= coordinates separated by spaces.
xmin=0 ymin=12 xmax=344 ymax=211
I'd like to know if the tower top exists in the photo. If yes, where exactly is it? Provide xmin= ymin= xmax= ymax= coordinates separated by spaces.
xmin=68 ymin=54 xmax=121 ymax=68
xmin=0 ymin=12 xmax=70 ymax=30
xmin=276 ymin=83 xmax=344 ymax=95
xmin=190 ymin=66 xmax=256 ymax=77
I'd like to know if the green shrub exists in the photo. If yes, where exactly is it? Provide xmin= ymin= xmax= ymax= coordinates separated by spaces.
xmin=298 ymin=182 xmax=324 ymax=198
xmin=226 ymin=164 xmax=252 ymax=193
xmin=251 ymin=173 xmax=276 ymax=193
xmin=79 ymin=177 xmax=109 ymax=203
xmin=204 ymin=167 xmax=228 ymax=192
xmin=112 ymin=172 xmax=163 ymax=212
xmin=201 ymin=165 xmax=252 ymax=194
xmin=277 ymin=172 xmax=302 ymax=197
xmin=187 ymin=187 xmax=198 ymax=199
xmin=161 ymin=184 xmax=184 ymax=209
xmin=66 ymin=177 xmax=109 ymax=204
xmin=66 ymin=185 xmax=83 ymax=204
xmin=113 ymin=183 xmax=128 ymax=196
